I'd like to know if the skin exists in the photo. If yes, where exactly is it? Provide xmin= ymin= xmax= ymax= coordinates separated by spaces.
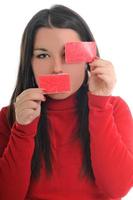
xmin=31 ymin=27 xmax=86 ymax=100
xmin=14 ymin=27 xmax=117 ymax=125
xmin=89 ymin=58 xmax=117 ymax=96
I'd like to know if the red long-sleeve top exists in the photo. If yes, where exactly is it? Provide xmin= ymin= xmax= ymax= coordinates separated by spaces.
xmin=0 ymin=92 xmax=133 ymax=200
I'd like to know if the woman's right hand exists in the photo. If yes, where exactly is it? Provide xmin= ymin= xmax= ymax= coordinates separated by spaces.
xmin=14 ymin=88 xmax=46 ymax=125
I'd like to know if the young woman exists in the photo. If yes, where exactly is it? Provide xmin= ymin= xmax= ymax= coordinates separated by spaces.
xmin=0 ymin=4 xmax=133 ymax=200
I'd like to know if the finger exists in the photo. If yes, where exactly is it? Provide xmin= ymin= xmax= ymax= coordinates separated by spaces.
xmin=27 ymin=88 xmax=46 ymax=93
xmin=91 ymin=58 xmax=111 ymax=64
xmin=90 ymin=59 xmax=112 ymax=68
xmin=91 ymin=67 xmax=111 ymax=75
xmin=96 ymin=74 xmax=112 ymax=83
xmin=17 ymin=88 xmax=46 ymax=100
xmin=17 ymin=108 xmax=35 ymax=118
xmin=16 ymin=100 xmax=41 ymax=111
xmin=16 ymin=93 xmax=46 ymax=106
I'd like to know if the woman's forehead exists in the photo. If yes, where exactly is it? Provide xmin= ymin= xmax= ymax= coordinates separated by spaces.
xmin=33 ymin=27 xmax=81 ymax=50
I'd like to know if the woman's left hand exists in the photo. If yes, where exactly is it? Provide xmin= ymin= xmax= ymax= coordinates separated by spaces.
xmin=88 ymin=58 xmax=117 ymax=96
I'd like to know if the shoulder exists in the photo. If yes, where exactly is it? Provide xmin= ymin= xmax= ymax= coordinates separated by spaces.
xmin=88 ymin=93 xmax=132 ymax=114
xmin=88 ymin=93 xmax=132 ymax=120
xmin=0 ymin=105 xmax=11 ymax=155
xmin=0 ymin=105 xmax=10 ymax=120
xmin=110 ymin=96 xmax=133 ymax=136
xmin=110 ymin=96 xmax=132 ymax=116
xmin=0 ymin=105 xmax=11 ymax=131
xmin=0 ymin=105 xmax=9 ymax=115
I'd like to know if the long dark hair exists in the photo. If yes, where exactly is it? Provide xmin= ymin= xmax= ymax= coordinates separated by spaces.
xmin=6 ymin=4 xmax=100 ymax=182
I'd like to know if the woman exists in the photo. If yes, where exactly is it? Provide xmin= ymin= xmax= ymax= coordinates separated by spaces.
xmin=0 ymin=4 xmax=133 ymax=200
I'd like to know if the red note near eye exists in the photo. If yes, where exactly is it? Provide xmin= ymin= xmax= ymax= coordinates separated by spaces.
xmin=65 ymin=41 xmax=97 ymax=64
xmin=37 ymin=73 xmax=70 ymax=94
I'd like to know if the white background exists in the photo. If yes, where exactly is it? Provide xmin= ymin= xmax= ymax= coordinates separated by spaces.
xmin=0 ymin=0 xmax=133 ymax=199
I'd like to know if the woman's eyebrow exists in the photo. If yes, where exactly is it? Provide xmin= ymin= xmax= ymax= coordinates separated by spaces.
xmin=33 ymin=47 xmax=65 ymax=53
xmin=33 ymin=48 xmax=48 ymax=51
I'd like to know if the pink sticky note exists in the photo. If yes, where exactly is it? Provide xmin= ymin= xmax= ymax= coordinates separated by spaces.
xmin=37 ymin=73 xmax=70 ymax=94
xmin=65 ymin=41 xmax=97 ymax=64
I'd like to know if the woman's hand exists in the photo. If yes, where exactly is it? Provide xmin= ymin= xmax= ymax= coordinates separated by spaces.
xmin=88 ymin=58 xmax=117 ymax=96
xmin=14 ymin=88 xmax=46 ymax=125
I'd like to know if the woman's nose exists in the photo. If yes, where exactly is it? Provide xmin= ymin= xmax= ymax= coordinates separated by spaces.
xmin=52 ymin=56 xmax=64 ymax=74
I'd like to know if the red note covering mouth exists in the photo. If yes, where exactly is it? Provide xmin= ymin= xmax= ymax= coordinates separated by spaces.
xmin=65 ymin=41 xmax=97 ymax=64
xmin=37 ymin=73 xmax=71 ymax=94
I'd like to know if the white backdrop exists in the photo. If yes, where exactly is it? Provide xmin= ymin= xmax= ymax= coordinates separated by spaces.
xmin=0 ymin=0 xmax=133 ymax=199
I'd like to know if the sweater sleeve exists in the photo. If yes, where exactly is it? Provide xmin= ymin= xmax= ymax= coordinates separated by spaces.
xmin=0 ymin=106 xmax=40 ymax=200
xmin=88 ymin=93 xmax=133 ymax=199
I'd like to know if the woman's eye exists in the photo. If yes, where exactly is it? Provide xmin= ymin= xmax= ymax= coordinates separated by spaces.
xmin=36 ymin=54 xmax=49 ymax=59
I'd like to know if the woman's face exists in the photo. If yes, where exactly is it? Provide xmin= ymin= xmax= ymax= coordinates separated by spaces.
xmin=31 ymin=27 xmax=86 ymax=99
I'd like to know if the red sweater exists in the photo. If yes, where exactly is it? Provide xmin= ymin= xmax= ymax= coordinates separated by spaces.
xmin=0 ymin=92 xmax=133 ymax=200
